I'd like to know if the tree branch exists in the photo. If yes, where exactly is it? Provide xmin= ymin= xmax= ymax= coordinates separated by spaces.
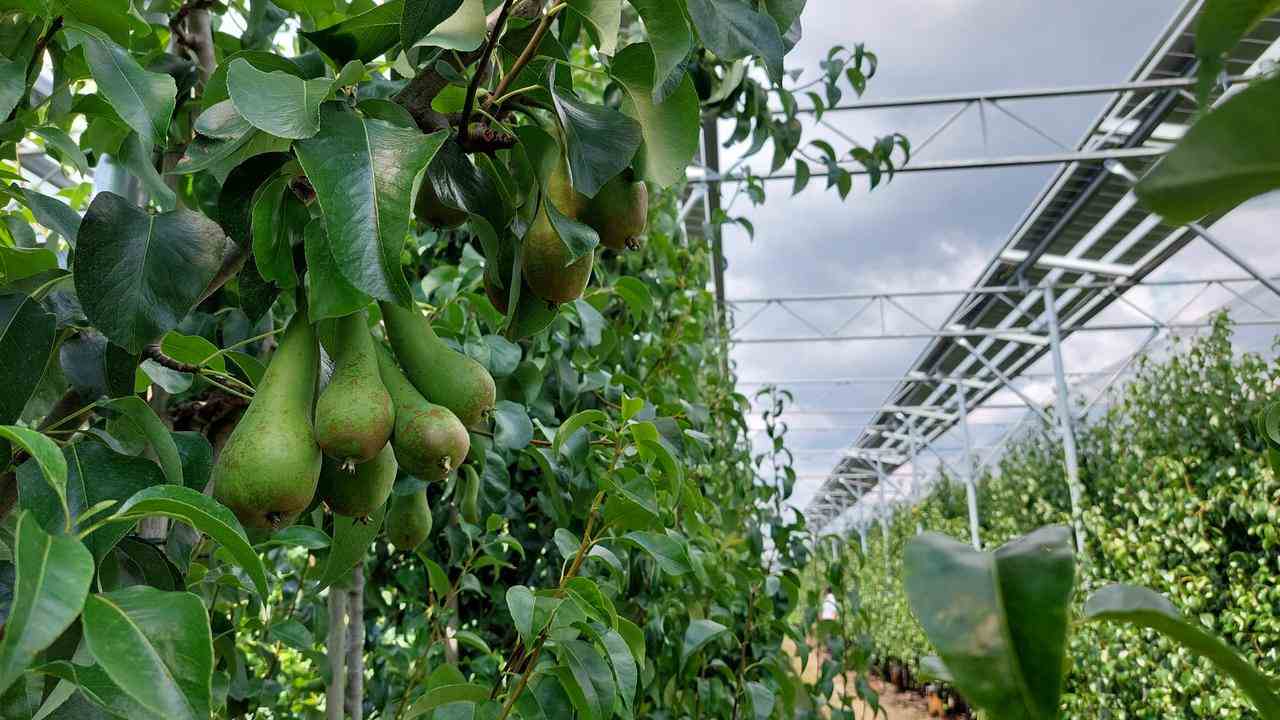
xmin=459 ymin=0 xmax=516 ymax=140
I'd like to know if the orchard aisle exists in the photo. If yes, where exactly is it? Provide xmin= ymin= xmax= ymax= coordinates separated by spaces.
xmin=784 ymin=638 xmax=937 ymax=719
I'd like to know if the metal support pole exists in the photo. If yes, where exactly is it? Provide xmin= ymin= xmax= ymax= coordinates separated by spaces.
xmin=1188 ymin=222 xmax=1280 ymax=301
xmin=957 ymin=392 xmax=981 ymax=549
xmin=700 ymin=116 xmax=728 ymax=324
xmin=1043 ymin=287 xmax=1086 ymax=555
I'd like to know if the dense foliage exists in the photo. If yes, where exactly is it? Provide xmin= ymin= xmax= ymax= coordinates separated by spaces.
xmin=853 ymin=317 xmax=1280 ymax=717
xmin=0 ymin=0 xmax=910 ymax=718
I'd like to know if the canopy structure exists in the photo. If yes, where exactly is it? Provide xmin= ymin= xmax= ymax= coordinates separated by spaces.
xmin=705 ymin=0 xmax=1280 ymax=545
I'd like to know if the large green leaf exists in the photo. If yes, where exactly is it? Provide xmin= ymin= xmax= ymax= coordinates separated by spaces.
xmin=0 ymin=427 xmax=69 ymax=530
xmin=0 ymin=57 xmax=23 ymax=120
xmin=227 ymin=59 xmax=332 ymax=139
xmin=111 ymin=485 xmax=269 ymax=599
xmin=685 ymin=0 xmax=785 ymax=82
xmin=623 ymin=530 xmax=691 ymax=576
xmin=294 ymin=106 xmax=446 ymax=307
xmin=401 ymin=0 xmax=465 ymax=48
xmin=17 ymin=442 xmax=163 ymax=561
xmin=411 ymin=0 xmax=484 ymax=50
xmin=302 ymin=218 xmax=370 ymax=321
xmin=567 ymin=0 xmax=621 ymax=55
xmin=506 ymin=585 xmax=536 ymax=648
xmin=612 ymin=43 xmax=701 ymax=188
xmin=0 ymin=513 xmax=94 ymax=697
xmin=903 ymin=525 xmax=1076 ymax=720
xmin=1195 ymin=1 xmax=1280 ymax=96
xmin=0 ymin=292 xmax=56 ymax=430
xmin=63 ymin=23 xmax=175 ymax=148
xmin=303 ymin=0 xmax=405 ymax=65
xmin=402 ymin=683 xmax=490 ymax=719
xmin=250 ymin=174 xmax=300 ymax=288
xmin=549 ymin=70 xmax=643 ymax=198
xmin=555 ymin=639 xmax=616 ymax=720
xmin=311 ymin=499 xmax=385 ymax=591
xmin=680 ymin=618 xmax=729 ymax=671
xmin=202 ymin=51 xmax=306 ymax=111
xmin=32 ymin=126 xmax=90 ymax=176
xmin=19 ymin=188 xmax=82 ymax=245
xmin=116 ymin=131 xmax=176 ymax=210
xmin=1084 ymin=584 xmax=1280 ymax=716
xmin=82 ymin=587 xmax=214 ymax=720
xmin=73 ymin=193 xmax=226 ymax=354
xmin=1134 ymin=73 xmax=1280 ymax=224
xmin=101 ymin=396 xmax=184 ymax=487
xmin=626 ymin=0 xmax=693 ymax=101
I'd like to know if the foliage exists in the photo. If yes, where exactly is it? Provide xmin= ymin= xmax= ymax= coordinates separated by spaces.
xmin=853 ymin=317 xmax=1280 ymax=717
xmin=0 ymin=0 xmax=904 ymax=718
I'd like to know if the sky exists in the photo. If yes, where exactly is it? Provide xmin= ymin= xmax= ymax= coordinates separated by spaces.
xmin=715 ymin=0 xmax=1280 ymax=522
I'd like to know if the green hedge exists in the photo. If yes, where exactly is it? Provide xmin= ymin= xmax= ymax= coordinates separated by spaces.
xmin=856 ymin=316 xmax=1280 ymax=717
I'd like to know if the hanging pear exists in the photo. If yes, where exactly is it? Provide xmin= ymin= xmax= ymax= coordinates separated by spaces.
xmin=580 ymin=172 xmax=647 ymax=251
xmin=375 ymin=343 xmax=470 ymax=482
xmin=458 ymin=464 xmax=482 ymax=524
xmin=317 ymin=442 xmax=397 ymax=519
xmin=386 ymin=489 xmax=432 ymax=551
xmin=522 ymin=209 xmax=594 ymax=304
xmin=213 ymin=312 xmax=322 ymax=530
xmin=379 ymin=301 xmax=496 ymax=428
xmin=315 ymin=310 xmax=394 ymax=465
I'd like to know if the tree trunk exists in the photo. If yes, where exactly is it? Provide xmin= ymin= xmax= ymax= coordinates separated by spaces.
xmin=345 ymin=562 xmax=365 ymax=720
xmin=327 ymin=587 xmax=348 ymax=720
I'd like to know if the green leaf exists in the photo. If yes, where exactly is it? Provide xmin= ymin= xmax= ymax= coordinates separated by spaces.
xmin=0 ymin=513 xmax=94 ymax=697
xmin=202 ymin=51 xmax=306 ymax=111
xmin=550 ymin=70 xmax=643 ymax=198
xmin=680 ymin=619 xmax=729 ymax=671
xmin=612 ymin=43 xmax=701 ymax=188
xmin=567 ymin=0 xmax=621 ymax=55
xmin=745 ymin=681 xmax=775 ymax=720
xmin=401 ymin=0 xmax=465 ymax=48
xmin=101 ymin=396 xmax=184 ymax=487
xmin=63 ymin=24 xmax=176 ymax=148
xmin=250 ymin=174 xmax=299 ymax=288
xmin=556 ymin=639 xmax=616 ymax=720
xmin=227 ymin=59 xmax=332 ymax=140
xmin=685 ymin=0 xmax=786 ymax=82
xmin=116 ymin=131 xmax=177 ymax=210
xmin=0 ymin=292 xmax=56 ymax=430
xmin=402 ymin=683 xmax=490 ymax=719
xmin=303 ymin=0 xmax=405 ymax=65
xmin=626 ymin=0 xmax=692 ymax=100
xmin=612 ymin=276 xmax=652 ymax=317
xmin=1084 ymin=584 xmax=1280 ymax=716
xmin=112 ymin=485 xmax=269 ymax=599
xmin=515 ymin=126 xmax=601 ymax=262
xmin=73 ymin=193 xmax=227 ymax=354
xmin=554 ymin=409 xmax=608 ymax=454
xmin=1134 ymin=73 xmax=1280 ymax=224
xmin=412 ymin=0 xmax=484 ymax=50
xmin=623 ymin=531 xmax=691 ymax=576
xmin=1195 ymin=1 xmax=1280 ymax=97
xmin=294 ymin=106 xmax=447 ymax=307
xmin=193 ymin=100 xmax=252 ymax=139
xmin=32 ymin=126 xmax=90 ymax=176
xmin=160 ymin=333 xmax=225 ymax=374
xmin=903 ymin=525 xmax=1076 ymax=720
xmin=597 ymin=627 xmax=637 ymax=709
xmin=302 ymin=218 xmax=371 ymax=321
xmin=0 ymin=57 xmax=23 ymax=120
xmin=0 ymin=427 xmax=69 ymax=530
xmin=506 ymin=585 xmax=536 ymax=648
xmin=257 ymin=525 xmax=331 ymax=550
xmin=17 ymin=443 xmax=163 ymax=561
xmin=82 ymin=587 xmax=214 ymax=720
xmin=312 ymin=500 xmax=385 ymax=591
xmin=493 ymin=400 xmax=533 ymax=450
xmin=19 ymin=188 xmax=82 ymax=244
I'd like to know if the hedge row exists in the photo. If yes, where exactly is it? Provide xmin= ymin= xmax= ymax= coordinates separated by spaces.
xmin=854 ymin=316 xmax=1280 ymax=717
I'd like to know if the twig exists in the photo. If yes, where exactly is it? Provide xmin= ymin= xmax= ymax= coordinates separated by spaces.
xmin=459 ymin=0 xmax=516 ymax=140
xmin=144 ymin=343 xmax=201 ymax=374
xmin=486 ymin=4 xmax=564 ymax=115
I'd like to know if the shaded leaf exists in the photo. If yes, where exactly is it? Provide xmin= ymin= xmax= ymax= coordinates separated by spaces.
xmin=685 ymin=0 xmax=785 ymax=82
xmin=612 ymin=43 xmax=701 ymax=188
xmin=63 ymin=23 xmax=175 ymax=147
xmin=313 ymin=500 xmax=385 ymax=591
xmin=549 ymin=69 xmax=643 ymax=197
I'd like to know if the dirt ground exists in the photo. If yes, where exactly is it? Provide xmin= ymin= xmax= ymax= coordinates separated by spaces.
xmin=783 ymin=637 xmax=935 ymax=720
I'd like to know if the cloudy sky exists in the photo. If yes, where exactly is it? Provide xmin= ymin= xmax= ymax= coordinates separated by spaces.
xmin=713 ymin=0 xmax=1280 ymax=521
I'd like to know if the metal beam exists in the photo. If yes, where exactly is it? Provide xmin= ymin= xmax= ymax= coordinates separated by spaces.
xmin=1044 ymin=286 xmax=1086 ymax=555
xmin=733 ymin=318 xmax=1280 ymax=344
xmin=999 ymin=249 xmax=1134 ymax=278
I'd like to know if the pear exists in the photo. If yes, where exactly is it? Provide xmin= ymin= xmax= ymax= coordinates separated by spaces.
xmin=522 ymin=209 xmax=594 ymax=304
xmin=413 ymin=175 xmax=468 ymax=229
xmin=386 ymin=489 xmax=432 ymax=551
xmin=212 ymin=312 xmax=322 ymax=530
xmin=581 ymin=173 xmax=647 ymax=251
xmin=375 ymin=343 xmax=470 ymax=482
xmin=317 ymin=442 xmax=397 ymax=519
xmin=315 ymin=310 xmax=394 ymax=465
xmin=379 ymin=301 xmax=496 ymax=428
xmin=458 ymin=464 xmax=482 ymax=524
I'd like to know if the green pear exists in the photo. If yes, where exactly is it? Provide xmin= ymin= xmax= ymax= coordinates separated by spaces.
xmin=379 ymin=301 xmax=496 ymax=428
xmin=386 ymin=489 xmax=432 ymax=551
xmin=581 ymin=173 xmax=647 ymax=251
xmin=315 ymin=310 xmax=394 ymax=465
xmin=317 ymin=442 xmax=397 ymax=519
xmin=522 ymin=209 xmax=594 ymax=304
xmin=212 ymin=312 xmax=322 ymax=530
xmin=413 ymin=174 xmax=468 ymax=229
xmin=458 ymin=464 xmax=482 ymax=524
xmin=375 ymin=343 xmax=471 ymax=482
